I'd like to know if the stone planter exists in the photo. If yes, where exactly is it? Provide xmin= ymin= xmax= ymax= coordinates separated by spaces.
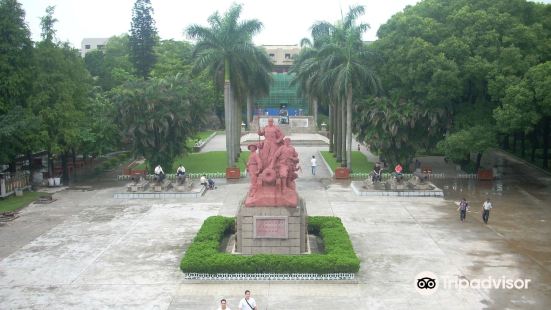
xmin=478 ymin=169 xmax=493 ymax=180
xmin=226 ymin=167 xmax=241 ymax=179
xmin=335 ymin=167 xmax=350 ymax=179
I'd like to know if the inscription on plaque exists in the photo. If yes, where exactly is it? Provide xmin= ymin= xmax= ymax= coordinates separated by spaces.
xmin=253 ymin=216 xmax=288 ymax=239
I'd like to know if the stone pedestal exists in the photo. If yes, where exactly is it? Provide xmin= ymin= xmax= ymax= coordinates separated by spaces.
xmin=236 ymin=198 xmax=307 ymax=255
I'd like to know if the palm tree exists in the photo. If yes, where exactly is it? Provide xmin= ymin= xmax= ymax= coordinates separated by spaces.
xmin=186 ymin=4 xmax=265 ymax=167
xmin=246 ymin=46 xmax=272 ymax=126
xmin=314 ymin=5 xmax=380 ymax=169
xmin=291 ymin=36 xmax=336 ymax=155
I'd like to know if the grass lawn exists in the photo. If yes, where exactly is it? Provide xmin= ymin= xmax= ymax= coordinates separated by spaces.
xmin=172 ymin=151 xmax=250 ymax=173
xmin=185 ymin=130 xmax=216 ymax=150
xmin=133 ymin=162 xmax=146 ymax=170
xmin=320 ymin=151 xmax=374 ymax=173
xmin=0 ymin=191 xmax=47 ymax=213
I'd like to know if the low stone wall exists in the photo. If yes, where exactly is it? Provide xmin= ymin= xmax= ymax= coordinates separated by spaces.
xmin=350 ymin=181 xmax=444 ymax=197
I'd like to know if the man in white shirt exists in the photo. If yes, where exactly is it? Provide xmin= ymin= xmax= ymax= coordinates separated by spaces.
xmin=238 ymin=290 xmax=257 ymax=310
xmin=200 ymin=175 xmax=207 ymax=188
xmin=154 ymin=164 xmax=165 ymax=182
xmin=310 ymin=155 xmax=317 ymax=176
xmin=176 ymin=164 xmax=186 ymax=184
xmin=216 ymin=298 xmax=231 ymax=310
xmin=482 ymin=198 xmax=493 ymax=224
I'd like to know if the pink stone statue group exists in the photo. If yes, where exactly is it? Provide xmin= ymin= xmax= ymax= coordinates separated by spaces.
xmin=245 ymin=118 xmax=300 ymax=208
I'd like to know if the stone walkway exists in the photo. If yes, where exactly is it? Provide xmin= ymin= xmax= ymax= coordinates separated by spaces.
xmin=1 ymin=139 xmax=550 ymax=309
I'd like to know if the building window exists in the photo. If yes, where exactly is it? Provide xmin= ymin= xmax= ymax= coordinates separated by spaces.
xmin=284 ymin=53 xmax=291 ymax=59
xmin=269 ymin=53 xmax=275 ymax=58
xmin=85 ymin=44 xmax=91 ymax=49
xmin=97 ymin=45 xmax=105 ymax=50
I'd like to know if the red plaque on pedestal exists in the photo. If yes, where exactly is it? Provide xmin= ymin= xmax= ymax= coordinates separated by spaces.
xmin=335 ymin=167 xmax=350 ymax=179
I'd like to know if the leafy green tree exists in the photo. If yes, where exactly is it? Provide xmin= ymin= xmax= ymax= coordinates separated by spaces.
xmin=186 ymin=4 xmax=268 ymax=167
xmin=495 ymin=61 xmax=551 ymax=168
xmin=0 ymin=0 xmax=33 ymax=113
xmin=355 ymin=96 xmax=444 ymax=166
xmin=114 ymin=74 xmax=205 ymax=172
xmin=102 ymin=35 xmax=136 ymax=90
xmin=363 ymin=0 xmax=550 ymax=167
xmin=151 ymin=39 xmax=192 ymax=78
xmin=0 ymin=0 xmax=35 ymax=167
xmin=437 ymin=126 xmax=497 ymax=171
xmin=129 ymin=0 xmax=158 ymax=79
xmin=30 ymin=6 xmax=93 ymax=181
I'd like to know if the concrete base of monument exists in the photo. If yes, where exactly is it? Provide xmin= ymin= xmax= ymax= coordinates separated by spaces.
xmin=236 ymin=198 xmax=308 ymax=255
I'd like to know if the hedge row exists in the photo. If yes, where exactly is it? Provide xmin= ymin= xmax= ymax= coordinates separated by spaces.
xmin=180 ymin=216 xmax=360 ymax=274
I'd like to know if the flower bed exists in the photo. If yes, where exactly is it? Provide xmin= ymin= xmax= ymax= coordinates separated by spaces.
xmin=180 ymin=216 xmax=360 ymax=274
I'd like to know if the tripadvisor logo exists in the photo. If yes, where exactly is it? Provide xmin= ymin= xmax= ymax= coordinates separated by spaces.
xmin=415 ymin=271 xmax=531 ymax=295
xmin=415 ymin=271 xmax=438 ymax=296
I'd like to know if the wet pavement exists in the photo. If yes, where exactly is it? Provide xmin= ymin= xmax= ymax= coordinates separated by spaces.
xmin=0 ymin=141 xmax=550 ymax=309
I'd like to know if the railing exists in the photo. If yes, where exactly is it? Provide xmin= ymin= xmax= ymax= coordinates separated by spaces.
xmin=0 ymin=173 xmax=31 ymax=198
xmin=349 ymin=172 xmax=478 ymax=180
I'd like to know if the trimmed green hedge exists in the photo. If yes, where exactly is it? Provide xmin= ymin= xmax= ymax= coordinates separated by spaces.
xmin=180 ymin=216 xmax=360 ymax=274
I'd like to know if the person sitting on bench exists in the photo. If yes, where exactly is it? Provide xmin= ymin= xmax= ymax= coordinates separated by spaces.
xmin=176 ymin=164 xmax=186 ymax=184
xmin=394 ymin=163 xmax=403 ymax=182
xmin=154 ymin=164 xmax=165 ymax=182
xmin=372 ymin=163 xmax=382 ymax=183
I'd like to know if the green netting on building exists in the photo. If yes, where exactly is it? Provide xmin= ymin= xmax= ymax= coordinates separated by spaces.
xmin=255 ymin=73 xmax=308 ymax=113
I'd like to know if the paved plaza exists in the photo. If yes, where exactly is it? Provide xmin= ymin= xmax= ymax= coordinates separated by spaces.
xmin=1 ymin=139 xmax=550 ymax=309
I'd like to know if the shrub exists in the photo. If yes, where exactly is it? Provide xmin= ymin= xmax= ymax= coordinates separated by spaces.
xmin=180 ymin=216 xmax=360 ymax=274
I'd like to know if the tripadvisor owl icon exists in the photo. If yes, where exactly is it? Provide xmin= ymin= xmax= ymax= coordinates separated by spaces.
xmin=415 ymin=271 xmax=438 ymax=296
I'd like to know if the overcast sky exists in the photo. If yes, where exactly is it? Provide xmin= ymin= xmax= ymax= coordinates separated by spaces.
xmin=18 ymin=0 xmax=551 ymax=48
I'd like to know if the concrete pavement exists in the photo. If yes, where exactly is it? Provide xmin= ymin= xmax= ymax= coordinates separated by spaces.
xmin=1 ymin=139 xmax=550 ymax=309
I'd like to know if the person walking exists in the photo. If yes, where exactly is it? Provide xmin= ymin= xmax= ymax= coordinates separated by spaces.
xmin=482 ymin=198 xmax=493 ymax=224
xmin=238 ymin=290 xmax=257 ymax=310
xmin=457 ymin=198 xmax=469 ymax=223
xmin=310 ymin=155 xmax=317 ymax=176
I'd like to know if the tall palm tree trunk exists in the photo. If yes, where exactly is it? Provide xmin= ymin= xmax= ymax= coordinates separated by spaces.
xmin=247 ymin=94 xmax=253 ymax=127
xmin=341 ymin=99 xmax=347 ymax=167
xmin=328 ymin=104 xmax=333 ymax=153
xmin=346 ymin=86 xmax=353 ymax=170
xmin=335 ymin=101 xmax=342 ymax=161
xmin=313 ymin=97 xmax=318 ymax=128
xmin=224 ymin=80 xmax=235 ymax=167
xmin=235 ymin=99 xmax=241 ymax=161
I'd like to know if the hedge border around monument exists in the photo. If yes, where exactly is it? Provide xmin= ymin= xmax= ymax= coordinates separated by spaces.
xmin=180 ymin=216 xmax=360 ymax=274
